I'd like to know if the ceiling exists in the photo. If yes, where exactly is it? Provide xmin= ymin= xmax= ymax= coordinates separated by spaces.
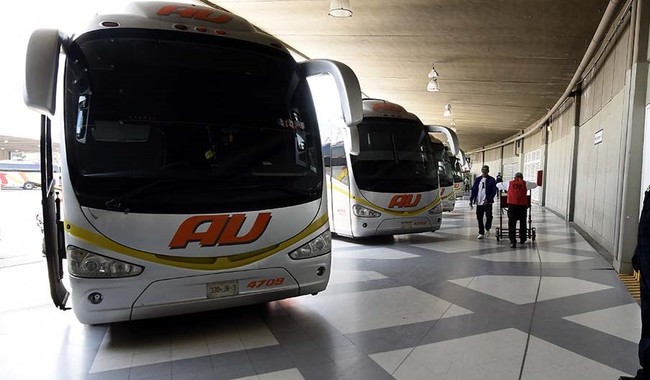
xmin=0 ymin=135 xmax=60 ymax=158
xmin=205 ymin=0 xmax=611 ymax=151
xmin=4 ymin=1 xmax=611 ymax=156
xmin=0 ymin=135 xmax=39 ymax=156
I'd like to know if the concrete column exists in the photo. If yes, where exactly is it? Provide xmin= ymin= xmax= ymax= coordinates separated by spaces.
xmin=567 ymin=87 xmax=582 ymax=222
xmin=615 ymin=0 xmax=650 ymax=273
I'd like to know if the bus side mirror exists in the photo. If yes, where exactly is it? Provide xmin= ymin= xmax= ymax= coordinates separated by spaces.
xmin=299 ymin=59 xmax=363 ymax=128
xmin=24 ymin=29 xmax=66 ymax=116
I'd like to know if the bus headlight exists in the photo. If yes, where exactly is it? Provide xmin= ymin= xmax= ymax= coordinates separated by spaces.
xmin=352 ymin=204 xmax=381 ymax=218
xmin=68 ymin=246 xmax=143 ymax=278
xmin=428 ymin=203 xmax=443 ymax=215
xmin=289 ymin=231 xmax=331 ymax=260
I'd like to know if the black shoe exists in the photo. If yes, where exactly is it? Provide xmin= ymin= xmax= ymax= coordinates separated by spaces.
xmin=510 ymin=243 xmax=516 ymax=248
xmin=520 ymin=239 xmax=526 ymax=244
xmin=618 ymin=376 xmax=636 ymax=380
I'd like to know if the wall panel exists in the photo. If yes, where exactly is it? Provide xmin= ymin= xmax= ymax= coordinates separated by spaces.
xmin=574 ymin=89 xmax=626 ymax=252
xmin=543 ymin=100 xmax=575 ymax=217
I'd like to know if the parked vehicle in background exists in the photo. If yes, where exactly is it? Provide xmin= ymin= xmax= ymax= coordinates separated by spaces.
xmin=427 ymin=126 xmax=459 ymax=212
xmin=316 ymin=98 xmax=443 ymax=238
xmin=0 ymin=160 xmax=60 ymax=190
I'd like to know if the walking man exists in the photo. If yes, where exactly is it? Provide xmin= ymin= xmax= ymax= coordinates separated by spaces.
xmin=470 ymin=165 xmax=497 ymax=239
xmin=497 ymin=172 xmax=537 ymax=248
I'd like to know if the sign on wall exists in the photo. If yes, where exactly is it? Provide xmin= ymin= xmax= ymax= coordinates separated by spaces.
xmin=594 ymin=129 xmax=603 ymax=145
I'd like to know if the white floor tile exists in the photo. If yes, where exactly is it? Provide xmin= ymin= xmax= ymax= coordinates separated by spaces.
xmin=449 ymin=276 xmax=612 ymax=305
xmin=371 ymin=328 xmax=630 ymax=380
xmin=171 ymin=340 xmax=209 ymax=361
xmin=332 ymin=240 xmax=365 ymax=249
xmin=563 ymin=303 xmax=641 ymax=343
xmin=412 ymin=239 xmax=500 ymax=254
xmin=370 ymin=328 xmax=526 ymax=379
xmin=90 ymin=317 xmax=277 ymax=373
xmin=234 ymin=368 xmax=304 ymax=380
xmin=297 ymin=286 xmax=473 ymax=334
xmin=333 ymin=248 xmax=419 ymax=260
xmin=327 ymin=270 xmax=388 ymax=285
xmin=436 ymin=226 xmax=478 ymax=236
xmin=523 ymin=334 xmax=633 ymax=379
xmin=472 ymin=250 xmax=594 ymax=263
xmin=554 ymin=241 xmax=597 ymax=252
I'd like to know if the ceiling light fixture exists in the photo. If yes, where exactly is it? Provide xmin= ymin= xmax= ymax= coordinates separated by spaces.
xmin=426 ymin=63 xmax=440 ymax=92
xmin=428 ymin=64 xmax=439 ymax=79
xmin=329 ymin=0 xmax=353 ymax=17
xmin=427 ymin=79 xmax=440 ymax=92
xmin=443 ymin=104 xmax=452 ymax=117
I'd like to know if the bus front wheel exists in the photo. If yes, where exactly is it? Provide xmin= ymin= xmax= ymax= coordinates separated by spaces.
xmin=23 ymin=182 xmax=35 ymax=190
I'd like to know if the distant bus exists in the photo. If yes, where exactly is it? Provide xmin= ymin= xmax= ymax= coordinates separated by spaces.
xmin=427 ymin=126 xmax=460 ymax=212
xmin=448 ymin=152 xmax=464 ymax=199
xmin=430 ymin=137 xmax=456 ymax=211
xmin=0 ymin=160 xmax=60 ymax=190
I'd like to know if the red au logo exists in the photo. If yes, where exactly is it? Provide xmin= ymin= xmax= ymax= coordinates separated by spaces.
xmin=169 ymin=213 xmax=272 ymax=249
xmin=372 ymin=103 xmax=405 ymax=113
xmin=157 ymin=5 xmax=233 ymax=24
xmin=388 ymin=194 xmax=422 ymax=208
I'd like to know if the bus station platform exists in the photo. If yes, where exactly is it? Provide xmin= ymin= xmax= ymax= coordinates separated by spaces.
xmin=0 ymin=191 xmax=641 ymax=379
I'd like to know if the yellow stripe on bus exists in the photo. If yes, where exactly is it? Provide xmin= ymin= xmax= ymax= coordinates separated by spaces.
xmin=65 ymin=213 xmax=329 ymax=270
xmin=330 ymin=181 xmax=441 ymax=217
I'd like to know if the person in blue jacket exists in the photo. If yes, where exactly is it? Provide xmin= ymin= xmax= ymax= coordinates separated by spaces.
xmin=469 ymin=165 xmax=497 ymax=239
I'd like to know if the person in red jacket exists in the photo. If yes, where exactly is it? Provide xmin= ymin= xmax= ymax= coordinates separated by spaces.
xmin=496 ymin=172 xmax=537 ymax=248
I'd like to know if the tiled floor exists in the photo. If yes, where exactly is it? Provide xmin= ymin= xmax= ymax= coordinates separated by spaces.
xmin=0 ymin=192 xmax=642 ymax=379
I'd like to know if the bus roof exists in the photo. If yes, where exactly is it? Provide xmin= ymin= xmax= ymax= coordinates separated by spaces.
xmin=74 ymin=2 xmax=290 ymax=54
xmin=361 ymin=98 xmax=420 ymax=121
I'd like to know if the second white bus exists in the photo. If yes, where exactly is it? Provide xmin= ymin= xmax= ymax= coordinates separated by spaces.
xmin=318 ymin=98 xmax=443 ymax=238
xmin=428 ymin=126 xmax=460 ymax=212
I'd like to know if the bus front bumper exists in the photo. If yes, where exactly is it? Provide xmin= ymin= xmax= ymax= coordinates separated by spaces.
xmin=70 ymin=264 xmax=330 ymax=324
xmin=351 ymin=216 xmax=441 ymax=237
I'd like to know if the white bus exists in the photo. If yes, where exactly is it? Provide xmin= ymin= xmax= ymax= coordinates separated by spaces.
xmin=449 ymin=152 xmax=464 ymax=199
xmin=454 ymin=149 xmax=470 ymax=198
xmin=317 ymin=98 xmax=443 ymax=238
xmin=428 ymin=126 xmax=459 ymax=212
xmin=23 ymin=2 xmax=362 ymax=324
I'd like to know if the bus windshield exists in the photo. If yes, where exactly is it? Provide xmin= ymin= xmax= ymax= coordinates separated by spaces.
xmin=64 ymin=29 xmax=321 ymax=213
xmin=350 ymin=118 xmax=438 ymax=192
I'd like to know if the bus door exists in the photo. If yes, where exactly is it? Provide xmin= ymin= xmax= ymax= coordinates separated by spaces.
xmin=40 ymin=115 xmax=69 ymax=310
xmin=25 ymin=30 xmax=70 ymax=310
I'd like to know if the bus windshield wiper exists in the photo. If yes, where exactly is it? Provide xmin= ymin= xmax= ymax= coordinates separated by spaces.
xmin=105 ymin=178 xmax=177 ymax=211
xmin=390 ymin=133 xmax=400 ymax=164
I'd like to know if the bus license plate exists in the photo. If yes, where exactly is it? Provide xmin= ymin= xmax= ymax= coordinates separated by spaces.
xmin=207 ymin=281 xmax=238 ymax=298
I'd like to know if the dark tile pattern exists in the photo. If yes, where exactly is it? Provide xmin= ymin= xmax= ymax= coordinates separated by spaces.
xmin=0 ymin=199 xmax=640 ymax=379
